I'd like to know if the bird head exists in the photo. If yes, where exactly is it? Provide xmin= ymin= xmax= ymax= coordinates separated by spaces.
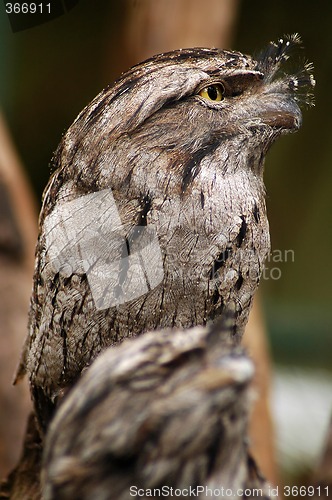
xmin=52 ymin=34 xmax=314 ymax=201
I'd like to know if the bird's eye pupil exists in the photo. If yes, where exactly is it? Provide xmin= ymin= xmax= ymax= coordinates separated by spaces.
xmin=207 ymin=86 xmax=218 ymax=100
xmin=198 ymin=84 xmax=224 ymax=102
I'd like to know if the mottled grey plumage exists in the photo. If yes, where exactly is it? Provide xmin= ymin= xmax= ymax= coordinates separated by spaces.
xmin=16 ymin=35 xmax=314 ymax=431
xmin=42 ymin=317 xmax=274 ymax=500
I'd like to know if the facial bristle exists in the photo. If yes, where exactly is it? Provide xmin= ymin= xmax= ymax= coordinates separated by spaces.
xmin=271 ymin=34 xmax=302 ymax=64
xmin=255 ymin=34 xmax=315 ymax=107
xmin=288 ymin=62 xmax=316 ymax=107
xmin=289 ymin=62 xmax=315 ymax=89
xmin=257 ymin=33 xmax=303 ymax=81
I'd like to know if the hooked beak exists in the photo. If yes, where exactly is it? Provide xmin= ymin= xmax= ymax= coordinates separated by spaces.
xmin=259 ymin=98 xmax=302 ymax=131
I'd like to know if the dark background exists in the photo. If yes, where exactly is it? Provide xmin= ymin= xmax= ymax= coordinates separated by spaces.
xmin=0 ymin=0 xmax=331 ymax=370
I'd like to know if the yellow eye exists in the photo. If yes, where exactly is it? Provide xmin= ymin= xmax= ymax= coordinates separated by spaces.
xmin=198 ymin=83 xmax=224 ymax=102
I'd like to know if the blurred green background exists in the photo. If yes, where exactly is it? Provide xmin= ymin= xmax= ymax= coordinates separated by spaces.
xmin=1 ymin=0 xmax=330 ymax=369
xmin=235 ymin=1 xmax=332 ymax=370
